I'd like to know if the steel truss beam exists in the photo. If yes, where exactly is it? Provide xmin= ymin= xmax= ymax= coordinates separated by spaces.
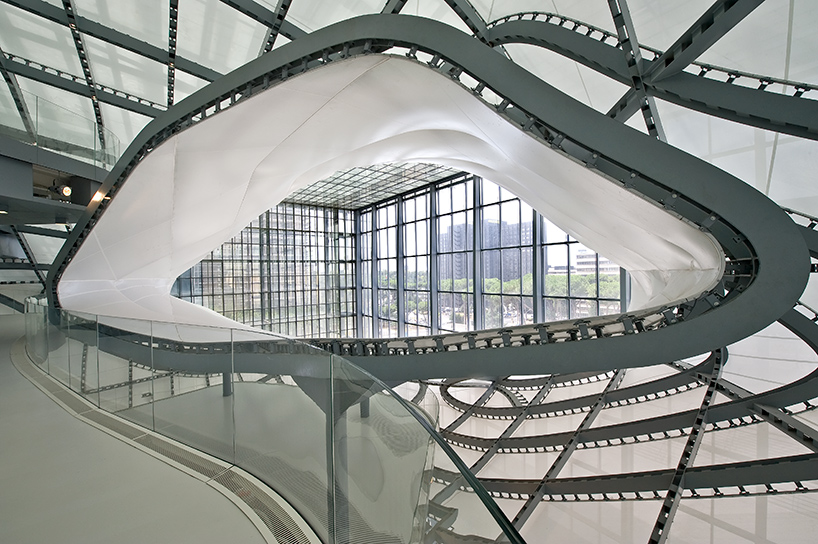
xmin=431 ymin=379 xmax=504 ymax=504
xmin=513 ymin=370 xmax=626 ymax=529
xmin=443 ymin=0 xmax=489 ymax=43
xmin=1 ymin=53 xmax=161 ymax=118
xmin=9 ymin=225 xmax=47 ymax=286
xmin=219 ymin=0 xmax=306 ymax=42
xmin=607 ymin=0 xmax=666 ymax=139
xmin=0 ymin=261 xmax=50 ymax=271
xmin=432 ymin=452 xmax=818 ymax=498
xmin=61 ymin=0 xmax=106 ymax=150
xmin=381 ymin=0 xmax=408 ymax=15
xmin=608 ymin=0 xmax=765 ymax=130
xmin=470 ymin=377 xmax=556 ymax=475
xmin=167 ymin=0 xmax=178 ymax=107
xmin=4 ymin=0 xmax=221 ymax=82
xmin=262 ymin=0 xmax=292 ymax=53
xmin=0 ymin=225 xmax=69 ymax=239
xmin=0 ymin=44 xmax=35 ymax=141
xmin=648 ymin=350 xmax=723 ymax=543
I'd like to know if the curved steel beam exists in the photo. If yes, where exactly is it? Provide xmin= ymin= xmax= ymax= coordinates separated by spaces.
xmin=49 ymin=14 xmax=809 ymax=383
xmin=486 ymin=18 xmax=818 ymax=141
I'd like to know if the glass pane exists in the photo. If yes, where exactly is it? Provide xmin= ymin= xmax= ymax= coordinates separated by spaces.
xmin=545 ymin=297 xmax=569 ymax=322
xmin=482 ymin=178 xmax=500 ymax=204
xmin=544 ymin=246 xmax=568 ymax=296
xmin=438 ymin=215 xmax=453 ymax=253
xmin=501 ymin=200 xmax=521 ymax=246
xmin=502 ymin=296 xmax=523 ymax=326
xmin=571 ymin=244 xmax=598 ymax=297
xmin=543 ymin=217 xmax=569 ymax=244
xmin=571 ymin=298 xmax=597 ymax=319
xmin=482 ymin=204 xmax=501 ymax=248
xmin=484 ymin=294 xmax=502 ymax=328
xmin=146 ymin=324 xmax=235 ymax=461
xmin=501 ymin=248 xmax=521 ymax=288
xmin=97 ymin=318 xmax=155 ymax=417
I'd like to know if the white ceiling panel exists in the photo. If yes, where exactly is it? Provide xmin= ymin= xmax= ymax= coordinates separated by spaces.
xmin=789 ymin=0 xmax=818 ymax=84
xmin=98 ymin=102 xmax=152 ymax=154
xmin=698 ymin=0 xmax=792 ymax=80
xmin=503 ymin=43 xmax=629 ymax=113
xmin=173 ymin=70 xmax=210 ymax=105
xmin=627 ymin=0 xmax=715 ymax=52
xmin=403 ymin=0 xmax=474 ymax=35
xmin=285 ymin=0 xmax=383 ymax=33
xmin=766 ymin=137 xmax=818 ymax=215
xmin=471 ymin=0 xmax=615 ymax=32
xmin=83 ymin=34 xmax=168 ymax=106
xmin=0 ymin=270 xmax=40 ymax=283
xmin=177 ymin=0 xmax=269 ymax=76
xmin=657 ymin=97 xmax=818 ymax=215
xmin=21 ymin=232 xmax=64 ymax=264
xmin=0 ymin=2 xmax=84 ymax=75
xmin=549 ymin=0 xmax=618 ymax=33
xmin=72 ymin=0 xmax=169 ymax=50
xmin=0 ymin=85 xmax=26 ymax=133
xmin=699 ymin=0 xmax=818 ymax=85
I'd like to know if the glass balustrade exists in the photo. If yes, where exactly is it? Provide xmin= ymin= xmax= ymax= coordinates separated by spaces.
xmin=0 ymin=90 xmax=120 ymax=169
xmin=23 ymin=296 xmax=524 ymax=544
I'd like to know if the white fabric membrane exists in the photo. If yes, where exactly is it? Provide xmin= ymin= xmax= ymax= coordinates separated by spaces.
xmin=58 ymin=55 xmax=723 ymax=327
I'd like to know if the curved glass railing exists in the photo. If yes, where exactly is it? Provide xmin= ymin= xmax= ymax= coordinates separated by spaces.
xmin=0 ymin=90 xmax=120 ymax=168
xmin=23 ymin=297 xmax=525 ymax=544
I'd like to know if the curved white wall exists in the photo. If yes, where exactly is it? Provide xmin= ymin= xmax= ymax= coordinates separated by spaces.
xmin=58 ymin=55 xmax=723 ymax=326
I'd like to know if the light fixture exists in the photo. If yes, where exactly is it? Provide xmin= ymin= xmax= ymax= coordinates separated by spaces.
xmin=0 ymin=203 xmax=8 ymax=215
xmin=50 ymin=183 xmax=72 ymax=199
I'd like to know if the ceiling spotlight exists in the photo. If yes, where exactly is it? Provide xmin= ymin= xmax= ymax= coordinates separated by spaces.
xmin=0 ymin=203 xmax=8 ymax=215
xmin=50 ymin=184 xmax=72 ymax=199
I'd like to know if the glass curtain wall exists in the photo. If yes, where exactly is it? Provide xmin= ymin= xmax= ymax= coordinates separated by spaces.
xmin=175 ymin=173 xmax=620 ymax=339
xmin=173 ymin=203 xmax=356 ymax=337
xmin=360 ymin=174 xmax=621 ymax=338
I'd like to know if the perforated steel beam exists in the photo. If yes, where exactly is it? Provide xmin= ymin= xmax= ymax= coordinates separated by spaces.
xmin=9 ymin=225 xmax=46 ymax=286
xmin=1 ymin=54 xmax=161 ymax=118
xmin=648 ymin=349 xmax=724 ymax=544
xmin=381 ymin=0 xmax=408 ymax=14
xmin=513 ymin=370 xmax=625 ymax=529
xmin=167 ymin=0 xmax=178 ymax=107
xmin=0 ymin=225 xmax=69 ymax=239
xmin=607 ymin=0 xmax=666 ymax=139
xmin=62 ymin=0 xmax=107 ymax=150
xmin=470 ymin=377 xmax=555 ymax=474
xmin=443 ymin=0 xmax=489 ymax=42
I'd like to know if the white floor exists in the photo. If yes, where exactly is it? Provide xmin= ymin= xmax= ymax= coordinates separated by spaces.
xmin=0 ymin=312 xmax=267 ymax=544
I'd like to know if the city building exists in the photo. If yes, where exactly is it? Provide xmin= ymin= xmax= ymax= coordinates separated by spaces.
xmin=1 ymin=1 xmax=817 ymax=543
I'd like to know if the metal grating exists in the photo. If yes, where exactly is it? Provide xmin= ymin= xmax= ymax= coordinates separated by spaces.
xmin=82 ymin=410 xmax=147 ymax=441
xmin=52 ymin=388 xmax=93 ymax=414
xmin=134 ymin=433 xmax=225 ymax=479
xmin=214 ymin=469 xmax=313 ymax=544
xmin=284 ymin=163 xmax=458 ymax=209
